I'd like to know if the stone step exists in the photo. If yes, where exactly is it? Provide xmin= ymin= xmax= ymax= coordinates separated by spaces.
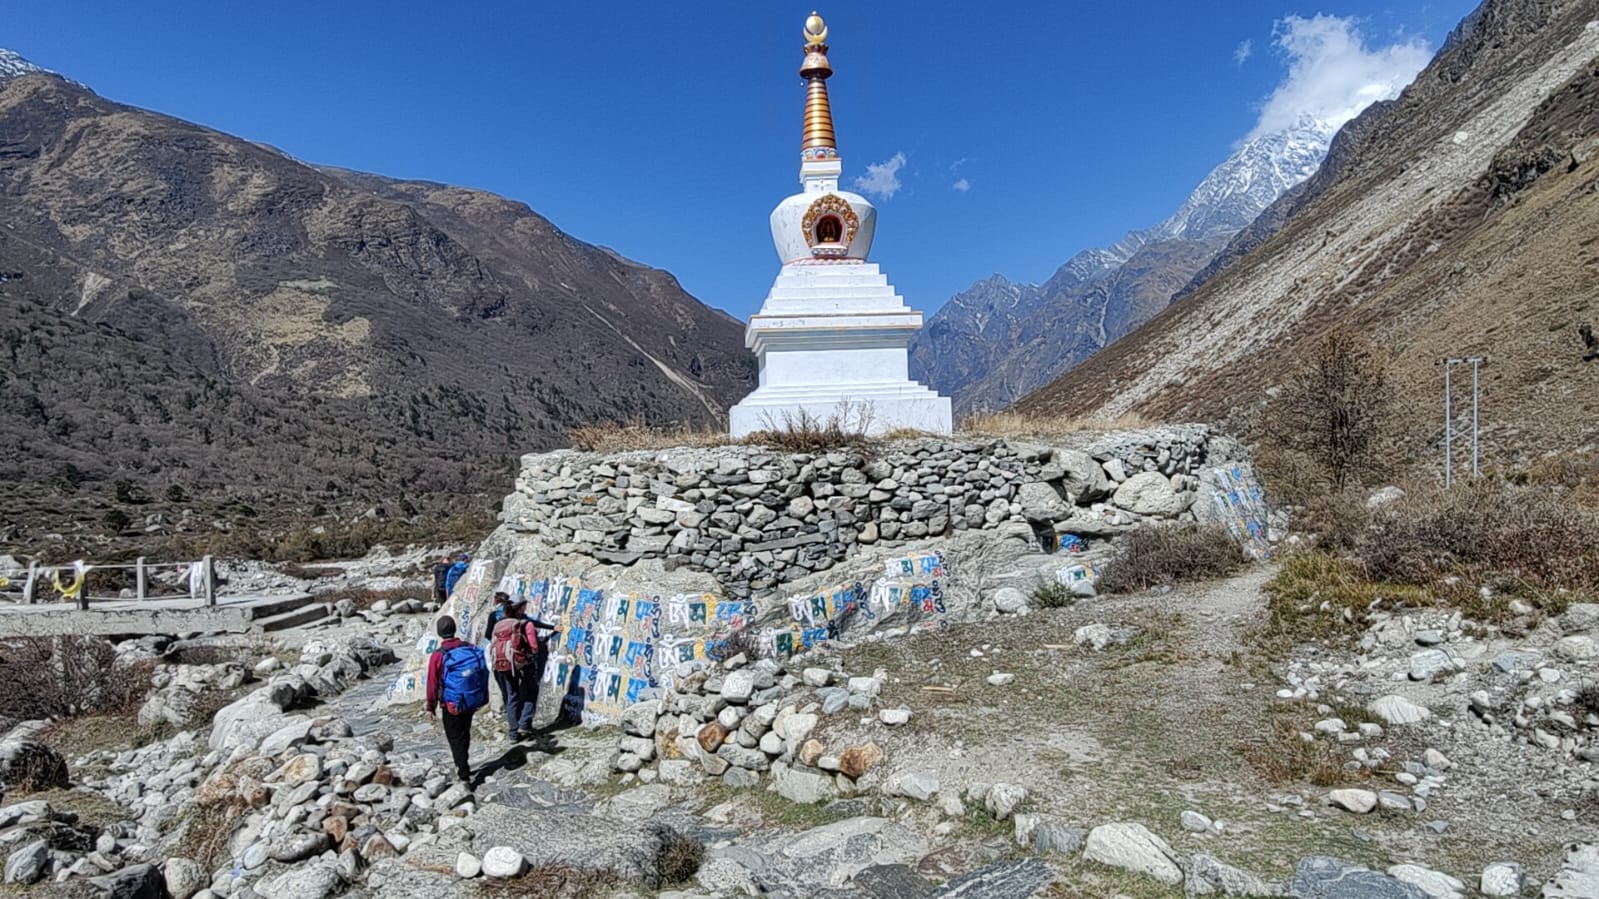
xmin=254 ymin=602 xmax=332 ymax=632
xmin=242 ymin=594 xmax=319 ymax=620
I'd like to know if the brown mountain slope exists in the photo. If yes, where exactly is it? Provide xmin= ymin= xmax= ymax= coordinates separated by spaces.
xmin=1018 ymin=0 xmax=1599 ymax=470
xmin=0 ymin=70 xmax=752 ymax=549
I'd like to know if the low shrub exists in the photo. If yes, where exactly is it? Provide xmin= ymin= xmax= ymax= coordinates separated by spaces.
xmin=741 ymin=407 xmax=871 ymax=454
xmin=0 ymin=636 xmax=134 ymax=720
xmin=1029 ymin=579 xmax=1076 ymax=609
xmin=1097 ymin=525 xmax=1250 ymax=594
xmin=1355 ymin=483 xmax=1599 ymax=597
xmin=654 ymin=828 xmax=705 ymax=887
xmin=319 ymin=585 xmax=430 ymax=611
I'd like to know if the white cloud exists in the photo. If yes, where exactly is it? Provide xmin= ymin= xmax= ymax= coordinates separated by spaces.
xmin=853 ymin=151 xmax=907 ymax=200
xmin=1248 ymin=15 xmax=1431 ymax=139
xmin=952 ymin=178 xmax=971 ymax=192
xmin=1234 ymin=39 xmax=1253 ymax=66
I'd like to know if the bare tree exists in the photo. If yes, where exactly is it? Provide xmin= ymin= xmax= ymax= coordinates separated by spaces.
xmin=1266 ymin=331 xmax=1394 ymax=491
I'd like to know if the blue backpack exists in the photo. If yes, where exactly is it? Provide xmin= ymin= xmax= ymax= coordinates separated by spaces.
xmin=440 ymin=644 xmax=489 ymax=713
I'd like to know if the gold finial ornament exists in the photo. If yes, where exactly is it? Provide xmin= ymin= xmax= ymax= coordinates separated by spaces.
xmin=799 ymin=11 xmax=837 ymax=159
xmin=804 ymin=12 xmax=828 ymax=45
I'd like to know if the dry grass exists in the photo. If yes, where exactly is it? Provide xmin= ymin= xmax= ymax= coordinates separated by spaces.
xmin=1238 ymin=719 xmax=1351 ymax=787
xmin=1259 ymin=553 xmax=1434 ymax=650
xmin=1097 ymin=525 xmax=1250 ymax=594
xmin=175 ymin=792 xmax=251 ymax=871
xmin=472 ymin=864 xmax=624 ymax=899
xmin=318 ymin=584 xmax=430 ymax=611
xmin=1357 ymin=483 xmax=1599 ymax=599
xmin=958 ymin=409 xmax=1152 ymax=439
xmin=569 ymin=418 xmax=730 ymax=453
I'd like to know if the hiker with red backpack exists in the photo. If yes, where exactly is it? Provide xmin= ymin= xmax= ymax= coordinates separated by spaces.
xmin=486 ymin=591 xmax=558 ymax=742
xmin=425 ymin=615 xmax=489 ymax=785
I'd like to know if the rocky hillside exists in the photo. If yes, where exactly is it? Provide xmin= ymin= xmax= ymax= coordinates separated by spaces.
xmin=1018 ymin=0 xmax=1599 ymax=469
xmin=911 ymin=116 xmax=1337 ymax=416
xmin=0 ymin=61 xmax=752 ymax=550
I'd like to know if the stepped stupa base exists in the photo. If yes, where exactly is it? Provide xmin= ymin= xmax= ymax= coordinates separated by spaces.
xmin=729 ymin=383 xmax=951 ymax=439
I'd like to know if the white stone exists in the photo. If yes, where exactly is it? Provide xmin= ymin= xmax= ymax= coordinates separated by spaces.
xmin=1479 ymin=862 xmax=1522 ymax=896
xmin=1180 ymin=810 xmax=1212 ymax=833
xmin=986 ymin=672 xmax=1015 ymax=686
xmin=1327 ymin=789 xmax=1378 ymax=814
xmin=1083 ymin=823 xmax=1183 ymax=885
xmin=481 ymin=846 xmax=526 ymax=878
xmin=985 ymin=783 xmax=1027 ymax=821
xmin=878 ymin=708 xmax=910 ymax=726
xmin=1112 ymin=472 xmax=1191 ymax=517
xmin=454 ymin=852 xmax=481 ymax=879
xmin=1387 ymin=864 xmax=1465 ymax=898
xmin=1370 ymin=694 xmax=1430 ymax=725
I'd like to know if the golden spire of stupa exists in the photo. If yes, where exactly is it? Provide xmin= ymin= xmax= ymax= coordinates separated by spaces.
xmin=799 ymin=11 xmax=838 ymax=160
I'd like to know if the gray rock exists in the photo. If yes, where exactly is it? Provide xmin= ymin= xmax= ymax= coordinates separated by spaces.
xmin=270 ymin=831 xmax=331 ymax=863
xmin=164 ymin=856 xmax=206 ymax=899
xmin=4 ymin=839 xmax=47 ymax=884
xmin=1053 ymin=449 xmax=1113 ymax=502
xmin=984 ymin=783 xmax=1027 ymax=821
xmin=772 ymin=763 xmax=836 ymax=804
xmin=1018 ymin=482 xmax=1072 ymax=523
xmin=1408 ymin=650 xmax=1457 ymax=682
xmin=257 ymin=864 xmax=341 ymax=899
xmin=1289 ymin=857 xmax=1427 ymax=898
xmin=722 ymin=670 xmax=756 ymax=704
xmin=723 ymin=767 xmax=761 ymax=789
xmin=1032 ymin=822 xmax=1085 ymax=855
xmin=1545 ymin=843 xmax=1599 ymax=898
xmin=89 ymin=864 xmax=168 ymax=899
xmin=884 ymin=771 xmax=940 ymax=802
xmin=1186 ymin=852 xmax=1283 ymax=896
xmin=1083 ymin=823 xmax=1182 ymax=885
xmin=930 ymin=857 xmax=1053 ymax=898
xmin=256 ymin=717 xmax=314 ymax=758
xmin=1491 ymin=650 xmax=1541 ymax=673
xmin=1112 ymin=472 xmax=1190 ymax=517
xmin=620 ymin=700 xmax=661 ymax=738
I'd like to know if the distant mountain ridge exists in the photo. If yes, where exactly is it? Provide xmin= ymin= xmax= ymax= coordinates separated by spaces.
xmin=1017 ymin=0 xmax=1599 ymax=469
xmin=0 ymin=55 xmax=752 ymax=548
xmin=911 ymin=115 xmax=1338 ymax=415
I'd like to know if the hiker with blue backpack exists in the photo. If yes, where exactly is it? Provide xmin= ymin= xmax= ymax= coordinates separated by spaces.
xmin=425 ymin=616 xmax=489 ymax=785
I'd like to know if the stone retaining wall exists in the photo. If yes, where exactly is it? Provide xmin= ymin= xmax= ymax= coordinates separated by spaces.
xmin=493 ymin=424 xmax=1267 ymax=599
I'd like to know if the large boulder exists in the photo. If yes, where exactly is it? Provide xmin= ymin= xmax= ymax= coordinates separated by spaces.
xmin=1051 ymin=449 xmax=1113 ymax=502
xmin=1083 ymin=823 xmax=1182 ymax=885
xmin=1290 ymin=857 xmax=1427 ymax=898
xmin=1112 ymin=472 xmax=1191 ymax=517
xmin=1018 ymin=483 xmax=1072 ymax=523
xmin=210 ymin=691 xmax=293 ymax=753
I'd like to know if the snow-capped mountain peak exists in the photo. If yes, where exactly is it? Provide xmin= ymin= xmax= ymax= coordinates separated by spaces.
xmin=1153 ymin=113 xmax=1338 ymax=242
xmin=0 ymin=49 xmax=53 ymax=80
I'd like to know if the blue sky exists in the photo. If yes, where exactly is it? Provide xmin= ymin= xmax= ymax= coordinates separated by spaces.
xmin=3 ymin=1 xmax=1476 ymax=320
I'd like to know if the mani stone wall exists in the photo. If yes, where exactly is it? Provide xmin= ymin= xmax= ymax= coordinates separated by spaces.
xmin=492 ymin=424 xmax=1265 ymax=600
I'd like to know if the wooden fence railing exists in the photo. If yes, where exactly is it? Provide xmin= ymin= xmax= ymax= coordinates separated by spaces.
xmin=0 ymin=556 xmax=219 ymax=611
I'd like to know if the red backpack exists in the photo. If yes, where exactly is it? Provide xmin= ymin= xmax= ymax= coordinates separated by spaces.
xmin=490 ymin=618 xmax=537 ymax=672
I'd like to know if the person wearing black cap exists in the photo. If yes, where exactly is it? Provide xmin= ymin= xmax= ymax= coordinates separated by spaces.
xmin=425 ymin=615 xmax=488 ymax=784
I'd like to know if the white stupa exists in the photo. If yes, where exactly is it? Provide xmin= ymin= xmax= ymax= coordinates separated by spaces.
xmin=728 ymin=12 xmax=952 ymax=439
